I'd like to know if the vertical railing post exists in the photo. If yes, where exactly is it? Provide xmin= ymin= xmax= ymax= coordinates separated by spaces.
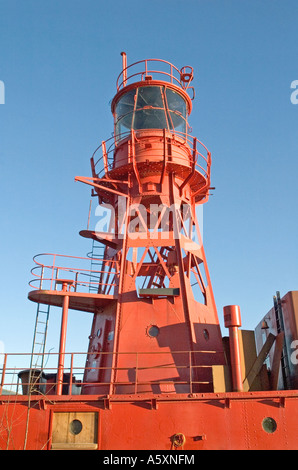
xmin=131 ymin=129 xmax=142 ymax=192
xmin=0 ymin=354 xmax=7 ymax=395
xmin=69 ymin=353 xmax=74 ymax=395
xmin=40 ymin=265 xmax=44 ymax=290
xmin=102 ymin=141 xmax=109 ymax=176
xmin=50 ymin=254 xmax=56 ymax=291
xmin=74 ymin=272 xmax=78 ymax=292
xmin=54 ymin=268 xmax=60 ymax=290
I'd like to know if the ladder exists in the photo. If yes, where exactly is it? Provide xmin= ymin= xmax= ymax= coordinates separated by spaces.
xmin=29 ymin=303 xmax=50 ymax=371
xmin=144 ymin=246 xmax=171 ymax=289
xmin=88 ymin=239 xmax=105 ymax=293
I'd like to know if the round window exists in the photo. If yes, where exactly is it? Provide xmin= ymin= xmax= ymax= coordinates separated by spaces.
xmin=69 ymin=419 xmax=83 ymax=435
xmin=147 ymin=325 xmax=160 ymax=338
xmin=262 ymin=417 xmax=277 ymax=434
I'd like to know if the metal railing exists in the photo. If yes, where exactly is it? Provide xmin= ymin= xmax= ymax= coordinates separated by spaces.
xmin=0 ymin=350 xmax=218 ymax=397
xmin=29 ymin=253 xmax=119 ymax=295
xmin=91 ymin=130 xmax=211 ymax=184
xmin=116 ymin=58 xmax=194 ymax=92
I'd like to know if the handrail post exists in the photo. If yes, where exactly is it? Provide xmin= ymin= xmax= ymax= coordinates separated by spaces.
xmin=0 ymin=354 xmax=7 ymax=395
xmin=131 ymin=129 xmax=142 ymax=192
xmin=50 ymin=254 xmax=56 ymax=291
xmin=69 ymin=353 xmax=74 ymax=395
xmin=40 ymin=265 xmax=44 ymax=290
xmin=102 ymin=140 xmax=109 ymax=176
xmin=54 ymin=268 xmax=59 ymax=290
xmin=74 ymin=272 xmax=78 ymax=292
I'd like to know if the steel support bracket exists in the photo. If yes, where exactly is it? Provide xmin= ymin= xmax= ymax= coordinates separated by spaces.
xmin=151 ymin=398 xmax=158 ymax=410
xmin=224 ymin=397 xmax=231 ymax=409
xmin=103 ymin=397 xmax=112 ymax=410
xmin=279 ymin=396 xmax=286 ymax=408
xmin=38 ymin=399 xmax=47 ymax=410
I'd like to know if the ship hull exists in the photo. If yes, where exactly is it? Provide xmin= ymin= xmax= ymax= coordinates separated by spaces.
xmin=1 ymin=390 xmax=297 ymax=450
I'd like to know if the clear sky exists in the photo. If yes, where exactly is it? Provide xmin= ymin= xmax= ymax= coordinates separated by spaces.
xmin=0 ymin=0 xmax=297 ymax=357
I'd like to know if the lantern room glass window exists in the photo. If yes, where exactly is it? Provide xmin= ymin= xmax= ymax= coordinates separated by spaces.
xmin=115 ymin=86 xmax=187 ymax=140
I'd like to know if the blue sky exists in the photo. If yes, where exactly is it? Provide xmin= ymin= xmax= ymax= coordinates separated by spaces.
xmin=0 ymin=0 xmax=297 ymax=357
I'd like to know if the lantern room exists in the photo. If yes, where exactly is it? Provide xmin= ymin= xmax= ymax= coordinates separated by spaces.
xmin=111 ymin=54 xmax=194 ymax=143
xmin=113 ymin=85 xmax=188 ymax=138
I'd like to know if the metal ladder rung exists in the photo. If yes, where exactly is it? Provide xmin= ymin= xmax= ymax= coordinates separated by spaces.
xmin=30 ymin=303 xmax=50 ymax=371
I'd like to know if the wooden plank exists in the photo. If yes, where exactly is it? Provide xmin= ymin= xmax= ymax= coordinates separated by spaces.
xmin=242 ymin=333 xmax=276 ymax=391
xmin=51 ymin=443 xmax=98 ymax=450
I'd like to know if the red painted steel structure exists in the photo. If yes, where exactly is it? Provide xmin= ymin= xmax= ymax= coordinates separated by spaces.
xmin=223 ymin=305 xmax=243 ymax=392
xmin=0 ymin=54 xmax=298 ymax=450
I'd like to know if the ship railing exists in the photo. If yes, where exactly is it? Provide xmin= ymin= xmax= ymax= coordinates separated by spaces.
xmin=116 ymin=58 xmax=194 ymax=93
xmin=91 ymin=129 xmax=211 ymax=184
xmin=29 ymin=253 xmax=119 ymax=295
xmin=0 ymin=350 xmax=219 ymax=397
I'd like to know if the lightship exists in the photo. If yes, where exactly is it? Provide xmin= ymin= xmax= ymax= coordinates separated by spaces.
xmin=0 ymin=54 xmax=297 ymax=450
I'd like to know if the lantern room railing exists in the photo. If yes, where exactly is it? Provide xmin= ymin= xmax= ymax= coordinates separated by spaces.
xmin=91 ymin=130 xmax=211 ymax=182
xmin=116 ymin=58 xmax=194 ymax=93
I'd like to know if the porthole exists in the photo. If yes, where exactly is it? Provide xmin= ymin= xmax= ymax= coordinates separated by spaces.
xmin=147 ymin=325 xmax=160 ymax=338
xmin=203 ymin=329 xmax=209 ymax=340
xmin=262 ymin=417 xmax=277 ymax=434
xmin=69 ymin=419 xmax=83 ymax=435
xmin=97 ymin=328 xmax=102 ymax=338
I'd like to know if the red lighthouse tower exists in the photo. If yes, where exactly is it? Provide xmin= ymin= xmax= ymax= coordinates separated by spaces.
xmin=76 ymin=53 xmax=226 ymax=396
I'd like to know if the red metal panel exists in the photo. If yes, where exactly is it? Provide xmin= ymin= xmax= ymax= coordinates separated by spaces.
xmin=1 ymin=393 xmax=297 ymax=450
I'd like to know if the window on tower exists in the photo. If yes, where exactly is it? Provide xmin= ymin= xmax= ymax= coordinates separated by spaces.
xmin=114 ymin=85 xmax=188 ymax=140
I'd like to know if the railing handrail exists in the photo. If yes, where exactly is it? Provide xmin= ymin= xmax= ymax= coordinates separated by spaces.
xmin=0 ymin=350 xmax=218 ymax=396
xmin=32 ymin=252 xmax=117 ymax=265
xmin=116 ymin=58 xmax=193 ymax=92
xmin=29 ymin=253 xmax=119 ymax=292
xmin=91 ymin=130 xmax=211 ymax=181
